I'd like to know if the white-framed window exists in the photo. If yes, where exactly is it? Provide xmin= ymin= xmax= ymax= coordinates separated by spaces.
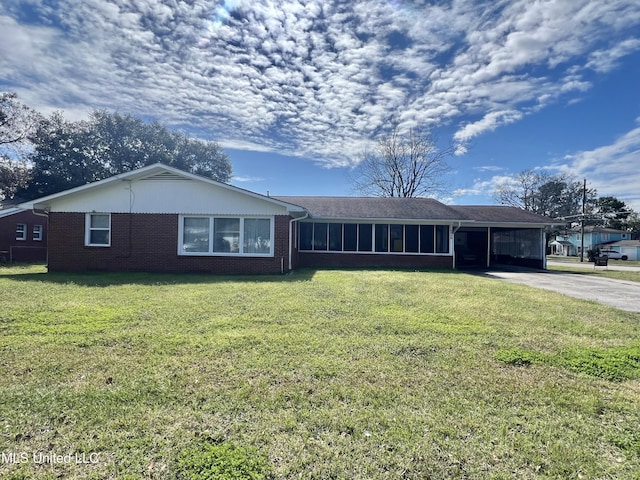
xmin=33 ymin=225 xmax=43 ymax=241
xmin=179 ymin=216 xmax=273 ymax=256
xmin=16 ymin=223 xmax=27 ymax=241
xmin=85 ymin=213 xmax=111 ymax=246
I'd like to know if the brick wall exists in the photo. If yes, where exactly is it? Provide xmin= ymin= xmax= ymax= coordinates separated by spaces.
xmin=48 ymin=213 xmax=292 ymax=274
xmin=0 ymin=210 xmax=48 ymax=262
xmin=296 ymin=251 xmax=453 ymax=269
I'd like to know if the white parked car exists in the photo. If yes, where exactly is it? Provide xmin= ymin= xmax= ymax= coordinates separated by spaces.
xmin=599 ymin=249 xmax=628 ymax=261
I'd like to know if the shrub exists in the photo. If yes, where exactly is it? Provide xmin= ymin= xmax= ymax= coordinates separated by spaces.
xmin=587 ymin=247 xmax=600 ymax=263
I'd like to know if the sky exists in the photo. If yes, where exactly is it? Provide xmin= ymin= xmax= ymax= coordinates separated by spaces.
xmin=1 ymin=0 xmax=639 ymax=210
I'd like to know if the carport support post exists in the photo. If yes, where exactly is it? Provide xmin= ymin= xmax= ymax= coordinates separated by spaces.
xmin=580 ymin=177 xmax=586 ymax=262
xmin=487 ymin=227 xmax=491 ymax=268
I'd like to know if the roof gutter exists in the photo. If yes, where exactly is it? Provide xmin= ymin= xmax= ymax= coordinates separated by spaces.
xmin=288 ymin=212 xmax=309 ymax=271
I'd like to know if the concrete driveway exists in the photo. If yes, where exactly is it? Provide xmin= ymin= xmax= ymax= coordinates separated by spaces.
xmin=483 ymin=268 xmax=640 ymax=313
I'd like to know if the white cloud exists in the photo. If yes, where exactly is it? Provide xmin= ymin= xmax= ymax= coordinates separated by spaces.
xmin=459 ymin=120 xmax=640 ymax=211
xmin=453 ymin=174 xmax=520 ymax=199
xmin=557 ymin=120 xmax=640 ymax=211
xmin=232 ymin=175 xmax=266 ymax=183
xmin=475 ymin=165 xmax=504 ymax=172
xmin=1 ymin=0 xmax=640 ymax=168
xmin=454 ymin=110 xmax=523 ymax=143
xmin=586 ymin=38 xmax=640 ymax=73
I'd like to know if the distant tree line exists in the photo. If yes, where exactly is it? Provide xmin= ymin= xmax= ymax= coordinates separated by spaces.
xmin=495 ymin=169 xmax=639 ymax=233
xmin=0 ymin=92 xmax=232 ymax=202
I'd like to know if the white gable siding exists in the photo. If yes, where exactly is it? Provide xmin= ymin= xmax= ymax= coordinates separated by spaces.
xmin=46 ymin=178 xmax=290 ymax=216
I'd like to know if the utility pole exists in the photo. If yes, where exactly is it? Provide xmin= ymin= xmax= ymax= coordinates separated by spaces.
xmin=580 ymin=178 xmax=586 ymax=262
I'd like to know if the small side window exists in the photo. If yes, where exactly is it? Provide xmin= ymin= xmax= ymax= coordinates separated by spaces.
xmin=33 ymin=225 xmax=43 ymax=241
xmin=86 ymin=213 xmax=111 ymax=246
xmin=16 ymin=224 xmax=27 ymax=241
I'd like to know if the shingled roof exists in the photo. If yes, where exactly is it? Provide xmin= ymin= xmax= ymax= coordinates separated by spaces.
xmin=274 ymin=196 xmax=463 ymax=221
xmin=449 ymin=205 xmax=557 ymax=224
xmin=274 ymin=196 xmax=555 ymax=225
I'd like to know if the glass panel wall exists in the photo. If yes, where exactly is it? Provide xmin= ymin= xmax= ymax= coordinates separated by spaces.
xmin=299 ymin=222 xmax=450 ymax=254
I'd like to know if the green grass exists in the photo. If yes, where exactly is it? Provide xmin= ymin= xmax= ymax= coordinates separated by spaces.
xmin=1 ymin=264 xmax=639 ymax=479
xmin=547 ymin=265 xmax=640 ymax=282
xmin=548 ymin=255 xmax=640 ymax=267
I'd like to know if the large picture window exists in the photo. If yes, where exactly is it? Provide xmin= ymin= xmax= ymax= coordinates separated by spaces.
xmin=85 ymin=213 xmax=111 ymax=246
xmin=180 ymin=216 xmax=273 ymax=256
xmin=298 ymin=222 xmax=449 ymax=255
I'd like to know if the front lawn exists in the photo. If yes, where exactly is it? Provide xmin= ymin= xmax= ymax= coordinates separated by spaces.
xmin=547 ymin=265 xmax=640 ymax=282
xmin=1 ymin=265 xmax=639 ymax=479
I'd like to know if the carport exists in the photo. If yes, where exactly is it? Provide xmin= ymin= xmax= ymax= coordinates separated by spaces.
xmin=451 ymin=205 xmax=553 ymax=270
xmin=454 ymin=226 xmax=546 ymax=269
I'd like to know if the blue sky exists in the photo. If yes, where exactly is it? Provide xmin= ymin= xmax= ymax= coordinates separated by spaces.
xmin=1 ymin=0 xmax=639 ymax=210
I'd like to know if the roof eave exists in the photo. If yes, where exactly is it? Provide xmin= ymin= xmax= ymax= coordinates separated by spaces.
xmin=306 ymin=215 xmax=462 ymax=223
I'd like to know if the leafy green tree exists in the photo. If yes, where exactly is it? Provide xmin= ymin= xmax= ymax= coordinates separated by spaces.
xmin=0 ymin=158 xmax=33 ymax=202
xmin=21 ymin=110 xmax=232 ymax=199
xmin=591 ymin=196 xmax=639 ymax=232
xmin=495 ymin=169 xmax=595 ymax=219
xmin=533 ymin=178 xmax=585 ymax=218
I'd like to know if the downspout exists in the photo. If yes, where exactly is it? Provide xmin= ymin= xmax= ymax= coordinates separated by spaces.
xmin=487 ymin=227 xmax=492 ymax=269
xmin=541 ymin=228 xmax=547 ymax=270
xmin=32 ymin=208 xmax=50 ymax=267
xmin=288 ymin=213 xmax=309 ymax=271
xmin=451 ymin=221 xmax=462 ymax=270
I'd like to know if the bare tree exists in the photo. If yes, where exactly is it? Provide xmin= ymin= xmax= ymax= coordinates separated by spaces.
xmin=0 ymin=92 xmax=42 ymax=201
xmin=351 ymin=127 xmax=453 ymax=197
xmin=494 ymin=169 xmax=550 ymax=210
xmin=0 ymin=92 xmax=41 ymax=149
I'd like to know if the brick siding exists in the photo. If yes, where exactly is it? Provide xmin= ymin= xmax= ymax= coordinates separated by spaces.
xmin=48 ymin=212 xmax=292 ymax=274
xmin=297 ymin=251 xmax=453 ymax=269
xmin=0 ymin=210 xmax=48 ymax=262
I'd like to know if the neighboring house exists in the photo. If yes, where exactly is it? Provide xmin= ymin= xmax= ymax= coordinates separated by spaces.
xmin=549 ymin=239 xmax=576 ymax=257
xmin=0 ymin=207 xmax=48 ymax=262
xmin=600 ymin=240 xmax=640 ymax=261
xmin=553 ymin=226 xmax=631 ymax=256
xmin=20 ymin=163 xmax=555 ymax=273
